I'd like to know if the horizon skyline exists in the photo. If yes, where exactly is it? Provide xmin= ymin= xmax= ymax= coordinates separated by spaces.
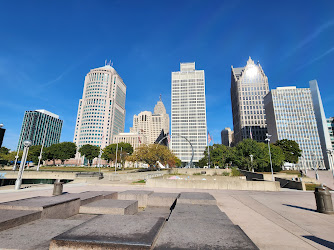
xmin=1 ymin=1 xmax=333 ymax=151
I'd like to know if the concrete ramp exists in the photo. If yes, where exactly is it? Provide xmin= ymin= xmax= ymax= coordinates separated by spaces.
xmin=178 ymin=192 xmax=217 ymax=205
xmin=63 ymin=191 xmax=117 ymax=205
xmin=50 ymin=214 xmax=166 ymax=249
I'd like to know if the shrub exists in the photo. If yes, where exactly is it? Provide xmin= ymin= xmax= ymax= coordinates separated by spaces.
xmin=193 ymin=173 xmax=201 ymax=175
xmin=231 ymin=167 xmax=240 ymax=176
xmin=222 ymin=172 xmax=230 ymax=176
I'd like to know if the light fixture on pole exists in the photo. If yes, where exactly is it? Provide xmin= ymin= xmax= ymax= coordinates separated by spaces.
xmin=311 ymin=152 xmax=319 ymax=180
xmin=15 ymin=140 xmax=32 ymax=190
xmin=37 ymin=125 xmax=48 ymax=171
xmin=250 ymin=154 xmax=254 ymax=172
xmin=13 ymin=151 xmax=20 ymax=171
xmin=265 ymin=133 xmax=274 ymax=181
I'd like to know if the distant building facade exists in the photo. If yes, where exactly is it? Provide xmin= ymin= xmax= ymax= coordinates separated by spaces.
xmin=17 ymin=110 xmax=62 ymax=151
xmin=231 ymin=57 xmax=269 ymax=144
xmin=221 ymin=127 xmax=234 ymax=147
xmin=73 ymin=63 xmax=126 ymax=149
xmin=130 ymin=98 xmax=169 ymax=145
xmin=113 ymin=132 xmax=147 ymax=151
xmin=171 ymin=62 xmax=207 ymax=163
xmin=0 ymin=126 xmax=5 ymax=148
xmin=264 ymin=84 xmax=327 ymax=169
xmin=327 ymin=117 xmax=334 ymax=149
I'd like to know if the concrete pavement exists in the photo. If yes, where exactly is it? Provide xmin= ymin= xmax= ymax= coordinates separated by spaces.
xmin=0 ymin=182 xmax=333 ymax=249
xmin=307 ymin=170 xmax=334 ymax=190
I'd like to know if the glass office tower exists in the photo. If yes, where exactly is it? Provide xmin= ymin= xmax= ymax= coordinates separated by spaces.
xmin=17 ymin=110 xmax=63 ymax=151
xmin=171 ymin=62 xmax=207 ymax=163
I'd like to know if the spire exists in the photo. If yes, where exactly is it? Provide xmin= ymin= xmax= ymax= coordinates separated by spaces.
xmin=159 ymin=94 xmax=162 ymax=102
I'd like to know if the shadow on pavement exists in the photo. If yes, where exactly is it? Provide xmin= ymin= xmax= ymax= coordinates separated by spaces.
xmin=282 ymin=204 xmax=316 ymax=212
xmin=303 ymin=235 xmax=334 ymax=249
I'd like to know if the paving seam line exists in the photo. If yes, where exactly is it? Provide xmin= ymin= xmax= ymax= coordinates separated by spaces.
xmin=231 ymin=195 xmax=320 ymax=250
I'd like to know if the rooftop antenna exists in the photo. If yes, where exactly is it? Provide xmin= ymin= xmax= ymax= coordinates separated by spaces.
xmin=159 ymin=94 xmax=162 ymax=101
xmin=105 ymin=59 xmax=107 ymax=66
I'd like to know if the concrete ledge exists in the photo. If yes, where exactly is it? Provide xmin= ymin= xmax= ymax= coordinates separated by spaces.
xmin=146 ymin=177 xmax=280 ymax=191
xmin=79 ymin=199 xmax=138 ymax=215
xmin=147 ymin=192 xmax=179 ymax=207
xmin=0 ymin=209 xmax=42 ymax=232
xmin=118 ymin=190 xmax=153 ymax=207
xmin=275 ymin=177 xmax=306 ymax=191
xmin=64 ymin=192 xmax=104 ymax=205
xmin=0 ymin=196 xmax=81 ymax=219
xmin=50 ymin=215 xmax=165 ymax=249
xmin=178 ymin=192 xmax=217 ymax=205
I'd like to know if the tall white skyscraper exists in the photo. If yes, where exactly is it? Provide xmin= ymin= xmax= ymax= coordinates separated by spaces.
xmin=73 ymin=63 xmax=126 ymax=149
xmin=171 ymin=62 xmax=207 ymax=163
xmin=130 ymin=97 xmax=169 ymax=144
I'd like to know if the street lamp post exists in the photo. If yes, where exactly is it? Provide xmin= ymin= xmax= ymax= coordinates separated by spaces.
xmin=15 ymin=140 xmax=32 ymax=190
xmin=311 ymin=152 xmax=319 ymax=180
xmin=250 ymin=154 xmax=254 ymax=172
xmin=13 ymin=151 xmax=19 ymax=171
xmin=265 ymin=133 xmax=274 ymax=181
xmin=37 ymin=125 xmax=48 ymax=171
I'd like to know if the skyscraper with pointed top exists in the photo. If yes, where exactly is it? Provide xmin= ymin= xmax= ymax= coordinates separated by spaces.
xmin=231 ymin=57 xmax=269 ymax=144
xmin=73 ymin=63 xmax=126 ymax=149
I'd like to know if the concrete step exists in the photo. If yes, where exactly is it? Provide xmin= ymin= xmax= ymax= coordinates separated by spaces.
xmin=0 ymin=209 xmax=41 ymax=232
xmin=137 ymin=206 xmax=171 ymax=219
xmin=154 ymin=203 xmax=258 ymax=249
xmin=177 ymin=192 xmax=217 ymax=205
xmin=79 ymin=199 xmax=138 ymax=215
xmin=118 ymin=190 xmax=153 ymax=207
xmin=0 ymin=196 xmax=81 ymax=219
xmin=147 ymin=192 xmax=180 ymax=207
xmin=50 ymin=214 xmax=166 ymax=249
xmin=0 ymin=218 xmax=88 ymax=250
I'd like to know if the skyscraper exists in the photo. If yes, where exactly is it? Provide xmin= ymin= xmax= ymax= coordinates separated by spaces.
xmin=130 ymin=97 xmax=169 ymax=144
xmin=17 ymin=110 xmax=62 ymax=151
xmin=73 ymin=63 xmax=126 ymax=149
xmin=264 ymin=84 xmax=328 ymax=169
xmin=221 ymin=127 xmax=234 ymax=147
xmin=231 ymin=57 xmax=269 ymax=144
xmin=0 ymin=124 xmax=5 ymax=148
xmin=327 ymin=117 xmax=334 ymax=149
xmin=171 ymin=62 xmax=207 ymax=163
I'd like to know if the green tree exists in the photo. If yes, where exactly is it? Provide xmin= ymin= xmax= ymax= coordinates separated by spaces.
xmin=0 ymin=146 xmax=10 ymax=164
xmin=102 ymin=143 xmax=133 ymax=167
xmin=274 ymin=139 xmax=302 ymax=164
xmin=128 ymin=144 xmax=177 ymax=169
xmin=43 ymin=144 xmax=60 ymax=165
xmin=79 ymin=144 xmax=100 ymax=166
xmin=199 ymin=144 xmax=229 ymax=168
xmin=27 ymin=145 xmax=42 ymax=164
xmin=58 ymin=142 xmax=76 ymax=164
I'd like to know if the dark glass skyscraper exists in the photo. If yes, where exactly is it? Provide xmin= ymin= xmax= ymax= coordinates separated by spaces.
xmin=17 ymin=110 xmax=63 ymax=151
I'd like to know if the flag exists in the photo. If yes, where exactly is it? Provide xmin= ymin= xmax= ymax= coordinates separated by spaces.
xmin=167 ymin=134 xmax=171 ymax=144
xmin=250 ymin=127 xmax=253 ymax=140
xmin=138 ymin=135 xmax=141 ymax=144
xmin=208 ymin=132 xmax=212 ymax=144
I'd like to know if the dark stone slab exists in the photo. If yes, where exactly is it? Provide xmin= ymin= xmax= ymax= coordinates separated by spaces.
xmin=155 ymin=214 xmax=258 ymax=250
xmin=63 ymin=191 xmax=104 ymax=205
xmin=79 ymin=199 xmax=138 ymax=215
xmin=118 ymin=190 xmax=154 ymax=207
xmin=169 ymin=204 xmax=234 ymax=224
xmin=0 ymin=196 xmax=81 ymax=219
xmin=137 ymin=206 xmax=171 ymax=219
xmin=147 ymin=192 xmax=179 ymax=207
xmin=0 ymin=219 xmax=86 ymax=250
xmin=50 ymin=214 xmax=166 ymax=249
xmin=92 ymin=190 xmax=118 ymax=199
xmin=178 ymin=192 xmax=217 ymax=205
xmin=0 ymin=209 xmax=41 ymax=232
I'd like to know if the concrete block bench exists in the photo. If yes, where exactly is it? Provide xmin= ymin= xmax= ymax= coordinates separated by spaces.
xmin=79 ymin=199 xmax=138 ymax=215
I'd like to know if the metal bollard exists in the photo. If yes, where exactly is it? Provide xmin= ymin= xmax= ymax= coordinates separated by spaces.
xmin=53 ymin=180 xmax=64 ymax=196
xmin=314 ymin=186 xmax=334 ymax=214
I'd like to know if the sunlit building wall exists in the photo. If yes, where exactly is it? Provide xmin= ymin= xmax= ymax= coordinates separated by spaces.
xmin=221 ymin=127 xmax=234 ymax=147
xmin=171 ymin=62 xmax=207 ymax=163
xmin=264 ymin=86 xmax=325 ymax=169
xmin=73 ymin=63 xmax=126 ymax=149
xmin=327 ymin=117 xmax=334 ymax=149
xmin=230 ymin=57 xmax=269 ymax=144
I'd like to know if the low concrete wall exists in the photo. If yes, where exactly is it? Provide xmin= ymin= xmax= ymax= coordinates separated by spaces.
xmin=275 ymin=177 xmax=306 ymax=191
xmin=239 ymin=170 xmax=264 ymax=181
xmin=0 ymin=171 xmax=77 ymax=180
xmin=146 ymin=176 xmax=280 ymax=191
xmin=170 ymin=168 xmax=231 ymax=176
xmin=106 ymin=171 xmax=165 ymax=181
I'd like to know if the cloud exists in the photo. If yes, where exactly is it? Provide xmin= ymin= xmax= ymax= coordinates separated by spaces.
xmin=296 ymin=46 xmax=334 ymax=71
xmin=284 ymin=20 xmax=334 ymax=58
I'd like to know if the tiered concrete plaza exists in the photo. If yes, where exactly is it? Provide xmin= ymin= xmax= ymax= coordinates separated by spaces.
xmin=0 ymin=182 xmax=333 ymax=249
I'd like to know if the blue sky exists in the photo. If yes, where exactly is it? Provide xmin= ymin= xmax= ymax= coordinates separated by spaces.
xmin=1 ymin=1 xmax=334 ymax=150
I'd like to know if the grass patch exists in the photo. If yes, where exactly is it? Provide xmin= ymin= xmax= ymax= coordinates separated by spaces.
xmin=132 ymin=179 xmax=146 ymax=184
xmin=222 ymin=172 xmax=230 ymax=176
xmin=231 ymin=167 xmax=240 ymax=176
xmin=38 ymin=167 xmax=103 ymax=172
xmin=193 ymin=173 xmax=201 ymax=175
xmin=305 ymin=183 xmax=319 ymax=191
